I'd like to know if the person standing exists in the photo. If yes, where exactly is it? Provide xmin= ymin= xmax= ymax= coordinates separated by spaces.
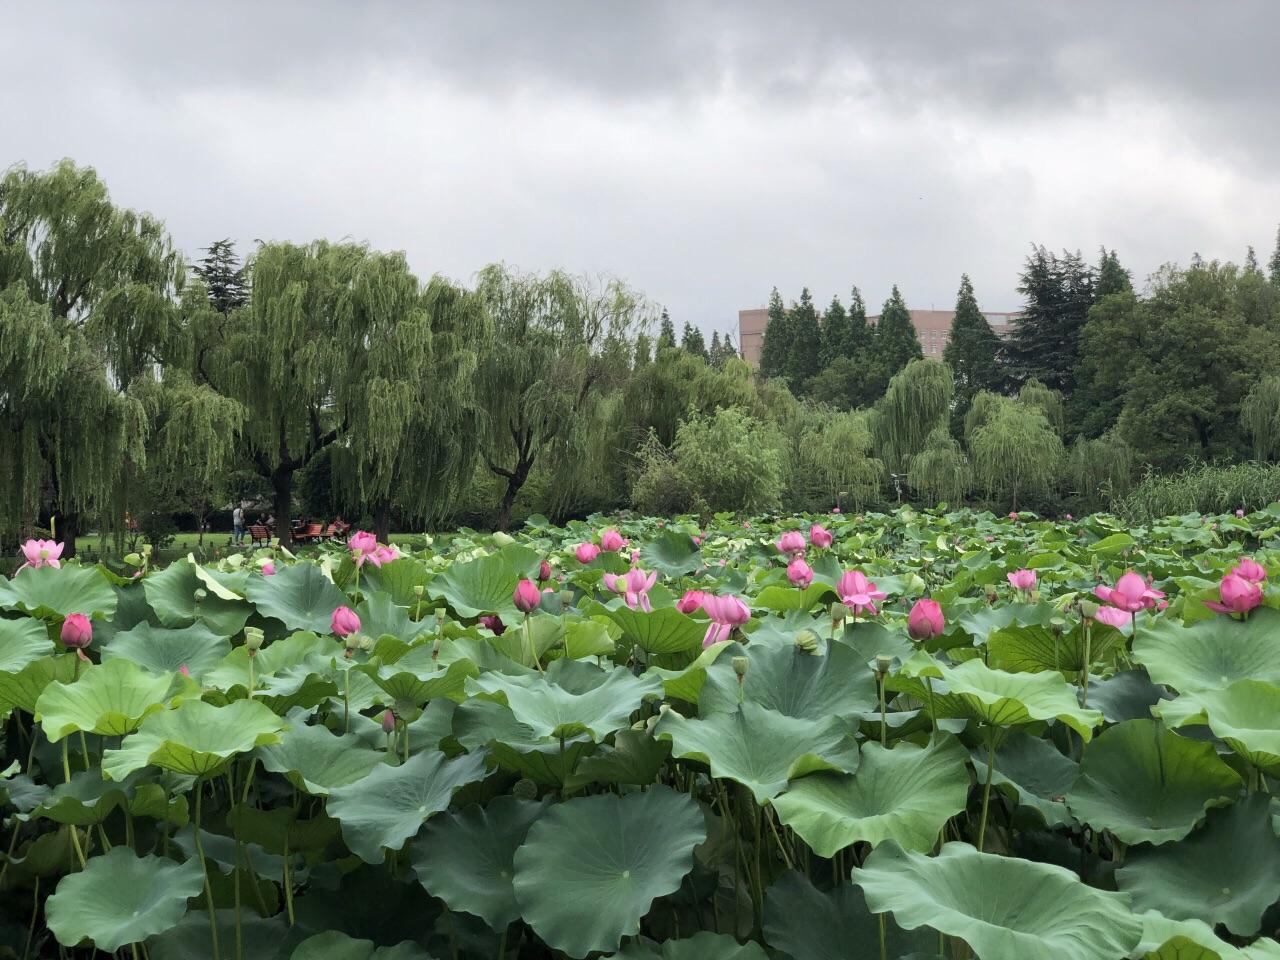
xmin=232 ymin=504 xmax=245 ymax=545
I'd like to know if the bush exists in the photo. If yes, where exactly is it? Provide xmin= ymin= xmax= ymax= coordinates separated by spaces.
xmin=671 ymin=408 xmax=785 ymax=514
xmin=629 ymin=431 xmax=695 ymax=515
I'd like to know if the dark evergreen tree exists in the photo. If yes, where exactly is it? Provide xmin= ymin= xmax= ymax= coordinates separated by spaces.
xmin=1245 ymin=246 xmax=1261 ymax=274
xmin=785 ymin=287 xmax=824 ymax=392
xmin=942 ymin=275 xmax=1001 ymax=434
xmin=758 ymin=287 xmax=791 ymax=379
xmin=846 ymin=286 xmax=870 ymax=359
xmin=193 ymin=239 xmax=248 ymax=314
xmin=1095 ymin=248 xmax=1132 ymax=298
xmin=681 ymin=321 xmax=708 ymax=359
xmin=871 ymin=285 xmax=922 ymax=385
xmin=709 ymin=331 xmax=723 ymax=367
xmin=1002 ymin=246 xmax=1095 ymax=394
xmin=1269 ymin=224 xmax=1280 ymax=286
xmin=656 ymin=308 xmax=677 ymax=352
xmin=715 ymin=332 xmax=740 ymax=366
xmin=820 ymin=295 xmax=849 ymax=366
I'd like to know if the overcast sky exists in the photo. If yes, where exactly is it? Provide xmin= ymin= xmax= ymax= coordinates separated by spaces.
xmin=4 ymin=2 xmax=1279 ymax=338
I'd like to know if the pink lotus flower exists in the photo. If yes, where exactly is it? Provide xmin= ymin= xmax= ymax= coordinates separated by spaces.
xmin=373 ymin=545 xmax=398 ymax=566
xmin=907 ymin=599 xmax=945 ymax=640
xmin=832 ymin=506 xmax=842 ymax=514
xmin=787 ymin=557 xmax=814 ymax=588
xmin=692 ymin=534 xmax=702 ymax=547
xmin=1065 ymin=513 xmax=1074 ymax=521
xmin=1236 ymin=509 xmax=1246 ymax=519
xmin=381 ymin=709 xmax=396 ymax=734
xmin=539 ymin=560 xmax=552 ymax=582
xmin=1093 ymin=605 xmax=1131 ymax=628
xmin=838 ymin=570 xmax=886 ymax=616
xmin=676 ymin=590 xmax=706 ymax=614
xmin=513 ymin=579 xmax=541 ymax=614
xmin=599 ymin=528 xmax=628 ymax=552
xmin=1233 ymin=558 xmax=1267 ymax=584
xmin=809 ymin=524 xmax=833 ymax=549
xmin=178 ymin=664 xmax=192 ymax=677
xmin=1094 ymin=571 xmax=1164 ymax=613
xmin=1205 ymin=573 xmax=1263 ymax=615
xmin=61 ymin=613 xmax=92 ymax=649
xmin=1007 ymin=569 xmax=1037 ymax=592
xmin=984 ymin=535 xmax=994 ymax=542
xmin=702 ymin=594 xmax=750 ymax=648
xmin=776 ymin=531 xmax=806 ymax=556
xmin=261 ymin=561 xmax=276 ymax=576
xmin=479 ymin=614 xmax=506 ymax=635
xmin=742 ymin=522 xmax=751 ymax=529
xmin=331 ymin=606 xmax=361 ymax=637
xmin=18 ymin=538 xmax=64 ymax=572
xmin=1009 ymin=512 xmax=1019 ymax=521
xmin=604 ymin=568 xmax=657 ymax=612
xmin=348 ymin=530 xmax=379 ymax=566
xmin=575 ymin=542 xmax=600 ymax=564
xmin=630 ymin=549 xmax=641 ymax=564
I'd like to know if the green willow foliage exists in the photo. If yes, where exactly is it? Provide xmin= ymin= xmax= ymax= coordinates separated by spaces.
xmin=1241 ymin=375 xmax=1280 ymax=461
xmin=967 ymin=392 xmax=1065 ymax=510
xmin=872 ymin=359 xmax=953 ymax=475
xmin=1068 ymin=435 xmax=1134 ymax=513
xmin=909 ymin=427 xmax=972 ymax=505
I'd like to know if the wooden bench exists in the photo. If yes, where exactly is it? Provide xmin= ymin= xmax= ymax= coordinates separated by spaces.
xmin=249 ymin=524 xmax=272 ymax=547
xmin=294 ymin=523 xmax=325 ymax=544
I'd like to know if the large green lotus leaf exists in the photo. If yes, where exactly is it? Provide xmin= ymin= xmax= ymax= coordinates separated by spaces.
xmin=102 ymin=698 xmax=287 ymax=780
xmin=1134 ymin=911 xmax=1253 ymax=960
xmin=611 ymin=932 xmax=769 ymax=959
xmin=361 ymin=647 xmax=477 ymax=706
xmin=638 ymin=529 xmax=702 ymax=578
xmin=606 ymin=606 xmax=706 ymax=655
xmin=146 ymin=909 xmax=301 ymax=960
xmin=256 ymin=722 xmax=386 ymax=795
xmin=45 ymin=847 xmax=204 ymax=951
xmin=29 ymin=769 xmax=185 ymax=827
xmin=763 ymin=870 xmax=934 ymax=960
xmin=512 ymin=786 xmax=706 ymax=958
xmin=644 ymin=640 xmax=731 ymax=703
xmin=291 ymin=930 xmax=436 ymax=960
xmin=891 ymin=653 xmax=1104 ymax=739
xmin=835 ymin=620 xmax=915 ymax=666
xmin=359 ymin=557 xmax=434 ymax=606
xmin=143 ymin=560 xmax=251 ymax=635
xmin=1065 ymin=719 xmax=1242 ymax=844
xmin=773 ymin=737 xmax=969 ymax=854
xmin=432 ymin=552 xmax=520 ymax=619
xmin=355 ymin=591 xmax=424 ymax=644
xmin=467 ymin=658 xmax=661 ymax=741
xmin=1087 ymin=669 xmax=1174 ymax=723
xmin=752 ymin=582 xmax=837 ymax=614
xmin=1160 ymin=680 xmax=1280 ymax=772
xmin=563 ymin=617 xmax=617 ymax=658
xmin=411 ymin=795 xmax=548 ymax=928
xmin=451 ymin=697 xmax=594 ymax=785
xmin=969 ymin=731 xmax=1078 ymax=827
xmin=1134 ymin=607 xmax=1280 ymax=694
xmin=326 ymin=748 xmax=488 ymax=863
xmin=204 ymin=630 xmax=337 ymax=703
xmin=191 ymin=562 xmax=249 ymax=600
xmin=246 ymin=562 xmax=349 ymax=634
xmin=566 ymin=728 xmax=670 ymax=789
xmin=0 ymin=654 xmax=82 ymax=714
xmin=101 ymin=621 xmax=232 ymax=680
xmin=698 ymin=639 xmax=878 ymax=721
xmin=1117 ymin=794 xmax=1280 ymax=936
xmin=987 ymin=621 xmax=1119 ymax=676
xmin=851 ymin=841 xmax=1143 ymax=960
xmin=94 ymin=582 xmax=159 ymax=645
xmin=35 ymin=657 xmax=172 ymax=740
xmin=0 ymin=616 xmax=52 ymax=673
xmin=0 ymin=564 xmax=116 ymax=619
xmin=654 ymin=702 xmax=858 ymax=804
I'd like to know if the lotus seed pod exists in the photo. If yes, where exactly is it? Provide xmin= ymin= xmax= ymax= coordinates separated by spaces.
xmin=829 ymin=602 xmax=846 ymax=621
xmin=413 ymin=584 xmax=425 ymax=599
xmin=794 ymin=629 xmax=821 ymax=654
xmin=358 ymin=634 xmax=375 ymax=651
xmin=512 ymin=778 xmax=538 ymax=800
xmin=243 ymin=626 xmax=265 ymax=653
xmin=874 ymin=654 xmax=893 ymax=677
xmin=344 ymin=632 xmax=360 ymax=651
xmin=732 ymin=656 xmax=749 ymax=679
xmin=194 ymin=588 xmax=207 ymax=602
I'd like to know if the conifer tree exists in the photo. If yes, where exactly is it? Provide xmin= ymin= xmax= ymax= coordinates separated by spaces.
xmin=681 ymin=321 xmax=708 ymax=359
xmin=820 ymin=295 xmax=849 ymax=366
xmin=1003 ymin=246 xmax=1095 ymax=394
xmin=192 ymin=239 xmax=249 ymax=314
xmin=708 ymin=331 xmax=723 ymax=367
xmin=656 ymin=308 xmax=676 ymax=352
xmin=847 ymin=286 xmax=869 ymax=358
xmin=1269 ymin=225 xmax=1280 ymax=286
xmin=1095 ymin=248 xmax=1132 ymax=298
xmin=785 ymin=287 xmax=824 ymax=392
xmin=758 ymin=287 xmax=791 ymax=379
xmin=942 ymin=274 xmax=1001 ymax=431
xmin=872 ymin=285 xmax=922 ymax=382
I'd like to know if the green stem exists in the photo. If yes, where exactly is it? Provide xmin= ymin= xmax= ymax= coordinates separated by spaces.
xmin=192 ymin=782 xmax=221 ymax=960
xmin=925 ymin=676 xmax=938 ymax=744
xmin=343 ymin=668 xmax=350 ymax=734
xmin=1080 ymin=621 xmax=1092 ymax=708
xmin=878 ymin=912 xmax=887 ymax=960
xmin=977 ymin=735 xmax=996 ymax=852
xmin=23 ymin=876 xmax=39 ymax=960
xmin=283 ymin=837 xmax=295 ymax=927
xmin=878 ymin=677 xmax=887 ymax=747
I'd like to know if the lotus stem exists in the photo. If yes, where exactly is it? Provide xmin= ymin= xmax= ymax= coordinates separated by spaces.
xmin=343 ymin=668 xmax=350 ymax=734
xmin=192 ymin=781 xmax=221 ymax=960
xmin=977 ymin=735 xmax=996 ymax=852
xmin=878 ymin=913 xmax=887 ymax=960
xmin=1080 ymin=620 xmax=1092 ymax=708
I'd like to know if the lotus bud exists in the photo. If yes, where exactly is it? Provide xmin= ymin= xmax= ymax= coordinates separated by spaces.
xmin=61 ymin=613 xmax=93 ymax=650
xmin=381 ymin=709 xmax=396 ymax=734
xmin=513 ymin=579 xmax=541 ymax=614
xmin=243 ymin=626 xmax=265 ymax=655
xmin=874 ymin=654 xmax=893 ymax=678
xmin=512 ymin=779 xmax=538 ymax=801
xmin=794 ymin=629 xmax=821 ymax=654
xmin=732 ymin=656 xmax=749 ymax=682
xmin=539 ymin=560 xmax=552 ymax=582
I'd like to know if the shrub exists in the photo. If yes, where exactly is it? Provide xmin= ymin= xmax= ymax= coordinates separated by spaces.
xmin=671 ymin=407 xmax=784 ymax=514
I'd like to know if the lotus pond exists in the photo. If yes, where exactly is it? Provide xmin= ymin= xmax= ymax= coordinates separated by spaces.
xmin=4 ymin=508 xmax=1280 ymax=959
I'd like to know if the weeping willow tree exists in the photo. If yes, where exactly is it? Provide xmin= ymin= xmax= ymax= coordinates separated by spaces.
xmin=794 ymin=408 xmax=884 ymax=510
xmin=1067 ymin=433 xmax=1134 ymax=512
xmin=908 ymin=427 xmax=971 ymax=505
xmin=0 ymin=161 xmax=185 ymax=555
xmin=871 ymin=359 xmax=954 ymax=475
xmin=1018 ymin=378 xmax=1065 ymax=436
xmin=474 ymin=265 xmax=646 ymax=529
xmin=967 ymin=394 xmax=1065 ymax=510
xmin=1241 ymin=375 xmax=1280 ymax=461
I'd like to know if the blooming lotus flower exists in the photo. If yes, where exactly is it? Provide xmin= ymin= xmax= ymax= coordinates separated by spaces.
xmin=604 ymin=568 xmax=657 ymax=612
xmin=907 ymin=599 xmax=945 ymax=640
xmin=18 ymin=538 xmax=64 ymax=572
xmin=1065 ymin=513 xmax=1074 ymax=521
xmin=776 ymin=531 xmax=806 ymax=556
xmin=61 ymin=613 xmax=92 ymax=649
xmin=478 ymin=614 xmax=506 ymax=635
xmin=984 ymin=535 xmax=994 ymax=542
xmin=676 ymin=590 xmax=706 ymax=614
xmin=787 ymin=557 xmax=814 ymax=588
xmin=809 ymin=524 xmax=833 ymax=549
xmin=630 ymin=549 xmax=641 ymax=564
xmin=1094 ymin=571 xmax=1164 ymax=613
xmin=372 ymin=545 xmax=398 ymax=566
xmin=838 ymin=570 xmax=886 ymax=616
xmin=1009 ymin=512 xmax=1019 ymax=521
xmin=575 ymin=542 xmax=600 ymax=564
xmin=1205 ymin=573 xmax=1263 ymax=615
xmin=1092 ymin=605 xmax=1132 ymax=628
xmin=702 ymin=594 xmax=750 ymax=648
xmin=1236 ymin=509 xmax=1246 ymax=519
xmin=539 ymin=560 xmax=552 ymax=582
xmin=599 ymin=528 xmax=628 ymax=552
xmin=1233 ymin=558 xmax=1267 ymax=584
xmin=513 ymin=579 xmax=541 ymax=614
xmin=261 ymin=561 xmax=276 ymax=576
xmin=348 ymin=530 xmax=379 ymax=566
xmin=1007 ymin=569 xmax=1037 ymax=592
xmin=331 ymin=606 xmax=361 ymax=637
xmin=692 ymin=534 xmax=702 ymax=546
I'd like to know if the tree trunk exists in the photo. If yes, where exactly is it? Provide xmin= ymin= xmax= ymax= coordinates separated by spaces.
xmin=373 ymin=502 xmax=392 ymax=543
xmin=494 ymin=457 xmax=533 ymax=532
xmin=273 ymin=471 xmax=294 ymax=550
xmin=58 ymin=511 xmax=81 ymax=559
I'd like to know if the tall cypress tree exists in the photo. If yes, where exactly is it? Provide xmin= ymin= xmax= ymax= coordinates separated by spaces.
xmin=820 ymin=295 xmax=849 ymax=366
xmin=846 ymin=286 xmax=869 ymax=360
xmin=709 ymin=331 xmax=723 ymax=367
xmin=785 ymin=287 xmax=824 ymax=392
xmin=759 ymin=287 xmax=791 ymax=379
xmin=681 ymin=321 xmax=708 ymax=359
xmin=942 ymin=274 xmax=1001 ymax=433
xmin=872 ymin=285 xmax=922 ymax=384
xmin=1003 ymin=246 xmax=1095 ymax=394
xmin=193 ymin=239 xmax=249 ymax=314
xmin=1095 ymin=248 xmax=1132 ymax=298
xmin=656 ymin=308 xmax=676 ymax=352
xmin=1268 ymin=224 xmax=1280 ymax=286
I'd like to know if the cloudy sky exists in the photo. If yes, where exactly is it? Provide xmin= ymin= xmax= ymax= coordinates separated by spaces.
xmin=4 ymin=2 xmax=1278 ymax=337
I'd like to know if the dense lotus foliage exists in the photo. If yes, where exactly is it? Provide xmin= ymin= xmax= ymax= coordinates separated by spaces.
xmin=5 ymin=507 xmax=1280 ymax=958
